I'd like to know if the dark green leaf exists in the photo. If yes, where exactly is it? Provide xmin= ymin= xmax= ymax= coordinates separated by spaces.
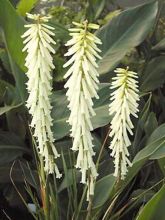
xmin=86 ymin=0 xmax=106 ymax=21
xmin=152 ymin=38 xmax=165 ymax=51
xmin=133 ymin=137 xmax=165 ymax=163
xmin=133 ymin=124 xmax=165 ymax=163
xmin=140 ymin=56 xmax=165 ymax=92
xmin=96 ymin=1 xmax=158 ymax=75
xmin=93 ymin=174 xmax=116 ymax=208
xmin=0 ymin=162 xmax=38 ymax=188
xmin=158 ymin=158 xmax=165 ymax=176
xmin=55 ymin=134 xmax=102 ymax=170
xmin=0 ymin=103 xmax=22 ymax=116
xmin=132 ymin=94 xmax=152 ymax=154
xmin=0 ymin=131 xmax=30 ymax=165
xmin=136 ymin=185 xmax=165 ymax=220
xmin=0 ymin=79 xmax=15 ymax=99
xmin=0 ymin=145 xmax=30 ymax=165
xmin=50 ymin=20 xmax=69 ymax=42
xmin=147 ymin=123 xmax=165 ymax=144
xmin=144 ymin=112 xmax=158 ymax=138
xmin=0 ymin=48 xmax=11 ymax=74
xmin=147 ymin=124 xmax=165 ymax=160
xmin=122 ymin=124 xmax=165 ymax=188
xmin=58 ymin=169 xmax=80 ymax=193
xmin=52 ymin=83 xmax=111 ymax=140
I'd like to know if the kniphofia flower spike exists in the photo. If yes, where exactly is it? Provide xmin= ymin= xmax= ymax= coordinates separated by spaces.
xmin=63 ymin=20 xmax=102 ymax=200
xmin=22 ymin=13 xmax=61 ymax=177
xmin=109 ymin=67 xmax=139 ymax=179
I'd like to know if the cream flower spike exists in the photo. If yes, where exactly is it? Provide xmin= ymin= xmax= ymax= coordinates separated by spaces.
xmin=63 ymin=20 xmax=102 ymax=200
xmin=21 ymin=13 xmax=61 ymax=178
xmin=109 ymin=67 xmax=139 ymax=179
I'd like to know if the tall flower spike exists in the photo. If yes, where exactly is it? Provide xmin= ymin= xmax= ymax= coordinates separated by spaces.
xmin=21 ymin=13 xmax=61 ymax=178
xmin=109 ymin=67 xmax=139 ymax=179
xmin=63 ymin=21 xmax=102 ymax=200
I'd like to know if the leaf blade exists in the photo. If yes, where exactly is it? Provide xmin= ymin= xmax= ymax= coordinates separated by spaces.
xmin=96 ymin=1 xmax=158 ymax=75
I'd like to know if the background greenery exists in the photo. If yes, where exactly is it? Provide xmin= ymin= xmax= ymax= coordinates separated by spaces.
xmin=0 ymin=0 xmax=165 ymax=219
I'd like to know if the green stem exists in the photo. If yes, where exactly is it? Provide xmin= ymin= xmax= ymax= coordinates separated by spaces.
xmin=85 ymin=128 xmax=111 ymax=220
xmin=86 ymin=195 xmax=93 ymax=220
xmin=96 ymin=127 xmax=111 ymax=169
xmin=40 ymin=156 xmax=50 ymax=220
xmin=75 ymin=185 xmax=87 ymax=220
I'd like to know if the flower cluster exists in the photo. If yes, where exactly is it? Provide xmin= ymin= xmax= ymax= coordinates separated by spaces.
xmin=63 ymin=21 xmax=102 ymax=200
xmin=21 ymin=13 xmax=61 ymax=177
xmin=109 ymin=67 xmax=139 ymax=179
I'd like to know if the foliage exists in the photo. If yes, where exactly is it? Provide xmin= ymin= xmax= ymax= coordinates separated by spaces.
xmin=0 ymin=0 xmax=165 ymax=220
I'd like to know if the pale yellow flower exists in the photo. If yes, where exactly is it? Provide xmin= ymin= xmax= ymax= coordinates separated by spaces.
xmin=109 ymin=67 xmax=139 ymax=179
xmin=21 ymin=13 xmax=61 ymax=177
xmin=63 ymin=20 xmax=102 ymax=200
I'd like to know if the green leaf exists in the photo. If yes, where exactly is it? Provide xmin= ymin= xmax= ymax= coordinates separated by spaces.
xmin=144 ymin=112 xmax=158 ymax=138
xmin=152 ymin=38 xmax=165 ymax=51
xmin=0 ymin=145 xmax=30 ymax=165
xmin=0 ymin=0 xmax=27 ymax=102
xmin=122 ymin=124 xmax=165 ymax=188
xmin=94 ymin=0 xmax=106 ymax=20
xmin=96 ymin=1 xmax=158 ymax=75
xmin=147 ymin=123 xmax=165 ymax=144
xmin=86 ymin=0 xmax=106 ymax=21
xmin=136 ymin=185 xmax=165 ymax=220
xmin=16 ymin=0 xmax=38 ymax=17
xmin=0 ymin=162 xmax=38 ymax=188
xmin=0 ymin=131 xmax=30 ymax=165
xmin=50 ymin=20 xmax=69 ymax=42
xmin=148 ymin=124 xmax=165 ymax=160
xmin=132 ymin=94 xmax=152 ymax=154
xmin=158 ymin=158 xmax=165 ymax=176
xmin=51 ymin=90 xmax=70 ymax=140
xmin=0 ymin=79 xmax=15 ymax=98
xmin=0 ymin=165 xmax=24 ymax=183
xmin=58 ymin=169 xmax=80 ymax=193
xmin=140 ymin=56 xmax=165 ymax=92
xmin=52 ymin=83 xmax=111 ymax=140
xmin=149 ymin=145 xmax=165 ymax=159
xmin=93 ymin=174 xmax=116 ymax=208
xmin=6 ymin=53 xmax=27 ymax=102
xmin=0 ymin=103 xmax=22 ymax=116
xmin=0 ymin=48 xmax=12 ymax=74
xmin=19 ymin=161 xmax=39 ymax=188
xmin=98 ymin=10 xmax=121 ymax=26
xmin=133 ymin=137 xmax=165 ymax=163
xmin=53 ymin=55 xmax=66 ymax=82
xmin=0 ymin=0 xmax=26 ymax=71
xmin=55 ymin=134 xmax=102 ymax=170
xmin=133 ymin=124 xmax=165 ymax=163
